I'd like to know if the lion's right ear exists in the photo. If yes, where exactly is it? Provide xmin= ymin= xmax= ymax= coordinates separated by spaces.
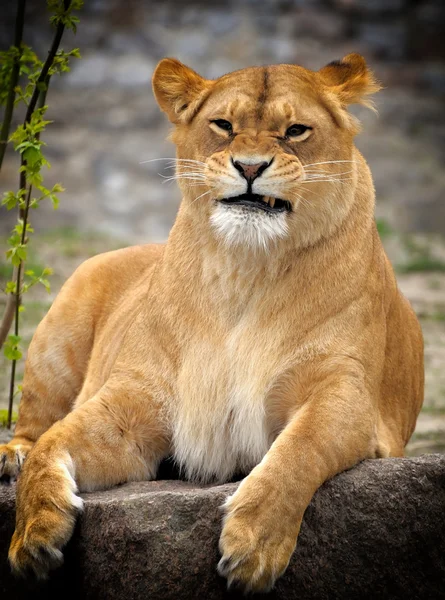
xmin=152 ymin=58 xmax=212 ymax=124
xmin=318 ymin=54 xmax=381 ymax=111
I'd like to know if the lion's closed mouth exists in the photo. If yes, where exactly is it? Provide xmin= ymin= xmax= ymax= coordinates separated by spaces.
xmin=220 ymin=194 xmax=292 ymax=213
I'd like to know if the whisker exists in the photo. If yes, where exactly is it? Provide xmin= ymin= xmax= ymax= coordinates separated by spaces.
xmin=163 ymin=165 xmax=206 ymax=172
xmin=166 ymin=162 xmax=207 ymax=169
xmin=304 ymin=170 xmax=353 ymax=179
xmin=295 ymin=185 xmax=323 ymax=200
xmin=300 ymin=178 xmax=353 ymax=184
xmin=160 ymin=176 xmax=207 ymax=185
xmin=302 ymin=160 xmax=358 ymax=168
xmin=162 ymin=183 xmax=206 ymax=188
xmin=141 ymin=158 xmax=206 ymax=163
xmin=303 ymin=170 xmax=335 ymax=175
xmin=189 ymin=189 xmax=213 ymax=206
xmin=162 ymin=181 xmax=206 ymax=187
xmin=160 ymin=179 xmax=205 ymax=184
xmin=173 ymin=158 xmax=206 ymax=162
xmin=289 ymin=191 xmax=311 ymax=209
xmin=160 ymin=174 xmax=207 ymax=179
xmin=140 ymin=157 xmax=207 ymax=166
xmin=158 ymin=173 xmax=207 ymax=179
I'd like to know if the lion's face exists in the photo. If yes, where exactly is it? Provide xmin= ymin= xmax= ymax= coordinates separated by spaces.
xmin=153 ymin=56 xmax=380 ymax=250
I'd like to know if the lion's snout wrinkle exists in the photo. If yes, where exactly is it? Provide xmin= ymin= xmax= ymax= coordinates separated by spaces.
xmin=6 ymin=55 xmax=422 ymax=593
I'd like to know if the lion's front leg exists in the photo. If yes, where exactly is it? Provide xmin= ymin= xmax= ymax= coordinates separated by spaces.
xmin=218 ymin=360 xmax=378 ymax=592
xmin=9 ymin=380 xmax=168 ymax=578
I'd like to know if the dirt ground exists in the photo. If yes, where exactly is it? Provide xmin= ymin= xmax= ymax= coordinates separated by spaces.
xmin=0 ymin=228 xmax=444 ymax=456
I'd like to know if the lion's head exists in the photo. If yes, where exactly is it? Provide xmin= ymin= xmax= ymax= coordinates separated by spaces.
xmin=152 ymin=55 xmax=380 ymax=251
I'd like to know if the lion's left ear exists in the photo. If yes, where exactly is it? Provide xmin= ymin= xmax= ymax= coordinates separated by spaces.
xmin=318 ymin=54 xmax=381 ymax=110
xmin=152 ymin=58 xmax=212 ymax=124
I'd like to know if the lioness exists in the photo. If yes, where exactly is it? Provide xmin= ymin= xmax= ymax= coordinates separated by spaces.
xmin=1 ymin=54 xmax=423 ymax=592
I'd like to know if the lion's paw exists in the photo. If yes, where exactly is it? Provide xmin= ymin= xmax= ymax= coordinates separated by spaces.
xmin=218 ymin=477 xmax=299 ymax=593
xmin=9 ymin=525 xmax=65 ymax=579
xmin=9 ymin=452 xmax=83 ymax=578
xmin=0 ymin=442 xmax=32 ymax=483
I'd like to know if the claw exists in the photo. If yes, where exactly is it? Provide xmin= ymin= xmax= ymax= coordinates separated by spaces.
xmin=217 ymin=554 xmax=245 ymax=577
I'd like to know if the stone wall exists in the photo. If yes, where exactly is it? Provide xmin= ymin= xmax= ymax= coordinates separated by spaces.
xmin=0 ymin=0 xmax=444 ymax=240
xmin=0 ymin=455 xmax=444 ymax=599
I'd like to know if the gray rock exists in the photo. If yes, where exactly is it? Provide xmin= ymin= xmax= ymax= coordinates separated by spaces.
xmin=0 ymin=455 xmax=444 ymax=599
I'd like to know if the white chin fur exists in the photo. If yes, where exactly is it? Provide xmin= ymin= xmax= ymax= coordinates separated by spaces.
xmin=210 ymin=203 xmax=289 ymax=251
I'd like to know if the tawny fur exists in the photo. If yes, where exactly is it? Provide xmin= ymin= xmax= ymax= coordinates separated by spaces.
xmin=1 ymin=54 xmax=423 ymax=591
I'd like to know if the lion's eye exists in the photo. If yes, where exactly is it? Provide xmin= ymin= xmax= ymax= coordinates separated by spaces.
xmin=211 ymin=119 xmax=233 ymax=133
xmin=286 ymin=124 xmax=311 ymax=138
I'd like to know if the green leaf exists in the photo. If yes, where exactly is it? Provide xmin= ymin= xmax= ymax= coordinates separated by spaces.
xmin=52 ymin=183 xmax=64 ymax=193
xmin=7 ymin=243 xmax=27 ymax=266
xmin=5 ymin=281 xmax=16 ymax=294
xmin=13 ymin=222 xmax=23 ymax=236
xmin=41 ymin=278 xmax=51 ymax=292
xmin=23 ymin=146 xmax=41 ymax=166
xmin=6 ymin=248 xmax=20 ymax=267
xmin=7 ymin=234 xmax=21 ymax=248
xmin=1 ymin=190 xmax=25 ymax=210
xmin=50 ymin=194 xmax=59 ymax=209
xmin=4 ymin=334 xmax=22 ymax=361
xmin=28 ymin=171 xmax=43 ymax=187
xmin=16 ymin=246 xmax=27 ymax=261
xmin=4 ymin=347 xmax=22 ymax=361
xmin=3 ymin=195 xmax=17 ymax=210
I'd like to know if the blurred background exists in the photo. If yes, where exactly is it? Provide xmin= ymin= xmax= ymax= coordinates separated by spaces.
xmin=0 ymin=0 xmax=444 ymax=453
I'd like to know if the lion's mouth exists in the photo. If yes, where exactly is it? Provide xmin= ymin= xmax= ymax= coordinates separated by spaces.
xmin=219 ymin=194 xmax=292 ymax=214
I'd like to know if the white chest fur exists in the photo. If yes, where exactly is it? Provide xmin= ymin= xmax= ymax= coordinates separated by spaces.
xmin=171 ymin=325 xmax=280 ymax=483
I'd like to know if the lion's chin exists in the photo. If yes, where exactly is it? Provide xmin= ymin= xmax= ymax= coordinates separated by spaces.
xmin=210 ymin=201 xmax=289 ymax=250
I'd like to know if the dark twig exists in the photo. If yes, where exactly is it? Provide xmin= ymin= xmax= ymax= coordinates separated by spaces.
xmin=0 ymin=0 xmax=26 ymax=170
xmin=23 ymin=0 xmax=70 ymax=126
xmin=7 ymin=185 xmax=32 ymax=429
xmin=0 ymin=269 xmax=17 ymax=351
xmin=0 ymin=0 xmax=26 ymax=352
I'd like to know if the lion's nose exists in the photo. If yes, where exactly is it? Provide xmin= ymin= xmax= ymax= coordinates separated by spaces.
xmin=232 ymin=160 xmax=271 ymax=184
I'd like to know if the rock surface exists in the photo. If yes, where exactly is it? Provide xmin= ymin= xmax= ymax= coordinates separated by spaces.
xmin=0 ymin=455 xmax=444 ymax=599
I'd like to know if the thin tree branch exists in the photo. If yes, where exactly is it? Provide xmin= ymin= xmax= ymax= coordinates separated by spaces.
xmin=6 ymin=0 xmax=72 ymax=427
xmin=0 ymin=0 xmax=26 ymax=170
xmin=0 ymin=270 xmax=17 ymax=349
xmin=0 ymin=0 xmax=26 ymax=350
xmin=7 ymin=185 xmax=32 ymax=429
xmin=24 ymin=0 xmax=70 ymax=125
